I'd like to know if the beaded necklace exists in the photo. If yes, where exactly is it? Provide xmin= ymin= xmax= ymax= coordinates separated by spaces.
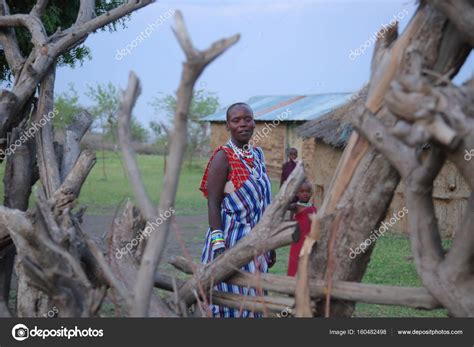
xmin=227 ymin=139 xmax=253 ymax=159
xmin=227 ymin=139 xmax=263 ymax=179
xmin=296 ymin=201 xmax=312 ymax=207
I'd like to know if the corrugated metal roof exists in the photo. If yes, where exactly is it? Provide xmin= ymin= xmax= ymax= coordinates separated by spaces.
xmin=202 ymin=93 xmax=353 ymax=122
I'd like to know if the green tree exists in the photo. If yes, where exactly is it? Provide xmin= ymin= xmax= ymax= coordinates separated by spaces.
xmin=87 ymin=82 xmax=148 ymax=142
xmin=1 ymin=1 xmax=129 ymax=84
xmin=149 ymin=89 xmax=219 ymax=164
xmin=53 ymin=83 xmax=83 ymax=130
xmin=130 ymin=118 xmax=149 ymax=143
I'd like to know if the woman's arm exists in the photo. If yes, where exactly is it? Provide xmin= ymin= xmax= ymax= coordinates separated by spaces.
xmin=207 ymin=150 xmax=229 ymax=257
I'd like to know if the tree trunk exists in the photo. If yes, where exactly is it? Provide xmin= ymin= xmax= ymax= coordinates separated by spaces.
xmin=304 ymin=3 xmax=471 ymax=317
xmin=2 ymin=119 xmax=38 ymax=316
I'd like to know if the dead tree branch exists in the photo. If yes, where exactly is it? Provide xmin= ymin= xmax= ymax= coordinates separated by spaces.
xmin=168 ymin=256 xmax=442 ymax=311
xmin=30 ymin=0 xmax=49 ymax=18
xmin=429 ymin=0 xmax=474 ymax=47
xmin=354 ymin=68 xmax=474 ymax=316
xmin=296 ymin=2 xmax=472 ymax=318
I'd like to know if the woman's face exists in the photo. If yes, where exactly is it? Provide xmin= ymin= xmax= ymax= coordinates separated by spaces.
xmin=226 ymin=105 xmax=255 ymax=144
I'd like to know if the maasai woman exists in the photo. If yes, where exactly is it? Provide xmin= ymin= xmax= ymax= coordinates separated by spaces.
xmin=199 ymin=102 xmax=275 ymax=318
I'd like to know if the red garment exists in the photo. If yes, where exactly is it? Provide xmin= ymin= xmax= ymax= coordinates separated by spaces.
xmin=280 ymin=160 xmax=296 ymax=186
xmin=199 ymin=145 xmax=254 ymax=198
xmin=287 ymin=205 xmax=317 ymax=276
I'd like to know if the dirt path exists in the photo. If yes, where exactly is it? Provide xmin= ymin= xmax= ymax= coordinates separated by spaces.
xmin=82 ymin=212 xmax=208 ymax=269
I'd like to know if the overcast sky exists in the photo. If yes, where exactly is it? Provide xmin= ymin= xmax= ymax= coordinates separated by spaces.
xmin=55 ymin=0 xmax=474 ymax=129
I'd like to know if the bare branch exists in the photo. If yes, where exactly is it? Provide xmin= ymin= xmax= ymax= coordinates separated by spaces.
xmin=171 ymin=10 xmax=240 ymax=76
xmin=117 ymin=72 xmax=156 ymax=221
xmin=0 ymin=0 xmax=25 ymax=77
xmin=82 ymin=233 xmax=130 ymax=305
xmin=74 ymin=0 xmax=95 ymax=26
xmin=294 ymin=213 xmax=319 ymax=317
xmin=61 ymin=110 xmax=93 ymax=181
xmin=30 ymin=0 xmax=49 ymax=18
xmin=0 ymin=30 xmax=24 ymax=77
xmin=0 ymin=14 xmax=47 ymax=47
xmin=169 ymin=257 xmax=442 ymax=311
xmin=50 ymin=0 xmax=153 ymax=56
xmin=171 ymin=10 xmax=195 ymax=58
xmin=106 ymin=200 xmax=177 ymax=317
xmin=366 ymin=9 xmax=426 ymax=113
xmin=53 ymin=149 xmax=96 ymax=210
xmin=429 ymin=0 xmax=474 ymax=46
xmin=34 ymin=67 xmax=60 ymax=197
xmin=353 ymin=110 xmax=417 ymax=178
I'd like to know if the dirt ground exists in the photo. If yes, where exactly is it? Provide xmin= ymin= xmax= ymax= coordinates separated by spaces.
xmin=82 ymin=212 xmax=209 ymax=267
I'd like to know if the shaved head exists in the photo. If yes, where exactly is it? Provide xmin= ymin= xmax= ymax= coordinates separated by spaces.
xmin=226 ymin=102 xmax=253 ymax=122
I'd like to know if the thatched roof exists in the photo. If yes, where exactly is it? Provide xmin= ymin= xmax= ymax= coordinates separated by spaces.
xmin=297 ymin=85 xmax=368 ymax=149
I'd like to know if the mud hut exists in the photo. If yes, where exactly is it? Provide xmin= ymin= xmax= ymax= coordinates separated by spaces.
xmin=203 ymin=94 xmax=351 ymax=179
xmin=298 ymin=88 xmax=469 ymax=237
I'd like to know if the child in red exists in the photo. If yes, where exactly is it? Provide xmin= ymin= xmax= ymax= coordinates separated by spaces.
xmin=287 ymin=180 xmax=317 ymax=277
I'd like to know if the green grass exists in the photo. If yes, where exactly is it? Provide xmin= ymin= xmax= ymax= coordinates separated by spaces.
xmin=82 ymin=152 xmax=210 ymax=215
xmin=270 ymin=235 xmax=451 ymax=317
xmin=0 ymin=151 xmax=210 ymax=216
xmin=0 ymin=151 xmax=282 ymax=216
xmin=355 ymin=234 xmax=451 ymax=317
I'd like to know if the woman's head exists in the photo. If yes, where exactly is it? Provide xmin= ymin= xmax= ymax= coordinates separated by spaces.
xmin=297 ymin=180 xmax=313 ymax=203
xmin=226 ymin=102 xmax=255 ymax=146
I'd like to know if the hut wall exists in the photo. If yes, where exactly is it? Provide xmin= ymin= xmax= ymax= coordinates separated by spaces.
xmin=209 ymin=123 xmax=229 ymax=151
xmin=301 ymin=138 xmax=316 ymax=181
xmin=308 ymin=141 xmax=341 ymax=207
xmin=209 ymin=122 xmax=287 ymax=180
xmin=309 ymin=143 xmax=470 ymax=238
xmin=386 ymin=160 xmax=469 ymax=237
xmin=253 ymin=122 xmax=286 ymax=179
